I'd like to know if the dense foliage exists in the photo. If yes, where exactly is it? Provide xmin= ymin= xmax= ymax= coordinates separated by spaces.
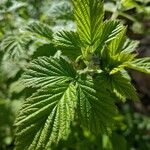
xmin=0 ymin=0 xmax=150 ymax=150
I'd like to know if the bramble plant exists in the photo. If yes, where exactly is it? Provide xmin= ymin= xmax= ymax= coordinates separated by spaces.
xmin=1 ymin=0 xmax=150 ymax=149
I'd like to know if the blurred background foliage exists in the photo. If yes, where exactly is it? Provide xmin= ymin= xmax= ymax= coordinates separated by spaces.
xmin=0 ymin=0 xmax=150 ymax=149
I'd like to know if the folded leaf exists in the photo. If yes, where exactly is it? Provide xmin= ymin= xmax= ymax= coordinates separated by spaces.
xmin=72 ymin=0 xmax=104 ymax=45
xmin=127 ymin=57 xmax=150 ymax=74
xmin=96 ymin=72 xmax=139 ymax=101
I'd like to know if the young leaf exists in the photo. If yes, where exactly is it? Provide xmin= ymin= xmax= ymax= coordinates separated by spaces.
xmin=72 ymin=0 xmax=104 ymax=45
xmin=127 ymin=57 xmax=150 ymax=74
xmin=109 ymin=52 xmax=136 ymax=74
xmin=96 ymin=72 xmax=139 ymax=101
xmin=14 ymin=83 xmax=77 ymax=150
xmin=110 ymin=73 xmax=139 ymax=101
xmin=97 ymin=20 xmax=124 ymax=53
xmin=121 ymin=39 xmax=139 ymax=54
xmin=108 ymin=28 xmax=127 ymax=56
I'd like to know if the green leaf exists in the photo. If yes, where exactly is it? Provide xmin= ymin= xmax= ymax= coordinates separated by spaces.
xmin=22 ymin=56 xmax=76 ymax=88
xmin=14 ymin=83 xmax=77 ymax=150
xmin=97 ymin=20 xmax=124 ymax=53
xmin=0 ymin=34 xmax=30 ymax=60
xmin=15 ymin=56 xmax=78 ymax=149
xmin=72 ymin=0 xmax=104 ymax=45
xmin=111 ymin=73 xmax=139 ymax=101
xmin=54 ymin=31 xmax=82 ymax=59
xmin=127 ymin=57 xmax=150 ymax=74
xmin=15 ymin=56 xmax=119 ymax=149
xmin=77 ymin=75 xmax=117 ymax=134
xmin=122 ymin=39 xmax=139 ymax=54
xmin=26 ymin=22 xmax=53 ymax=43
xmin=109 ymin=52 xmax=136 ymax=74
xmin=97 ymin=72 xmax=139 ymax=101
xmin=32 ymin=44 xmax=57 ymax=59
xmin=108 ymin=28 xmax=127 ymax=56
xmin=100 ymin=27 xmax=137 ymax=74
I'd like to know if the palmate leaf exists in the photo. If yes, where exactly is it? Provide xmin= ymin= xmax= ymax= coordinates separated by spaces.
xmin=14 ymin=83 xmax=77 ymax=150
xmin=72 ymin=0 xmax=125 ymax=55
xmin=15 ymin=56 xmax=118 ymax=149
xmin=54 ymin=31 xmax=82 ymax=59
xmin=127 ymin=57 xmax=150 ymax=74
xmin=72 ymin=0 xmax=104 ymax=45
xmin=15 ymin=57 xmax=77 ymax=149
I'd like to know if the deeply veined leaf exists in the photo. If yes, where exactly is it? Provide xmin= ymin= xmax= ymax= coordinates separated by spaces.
xmin=108 ymin=28 xmax=127 ymax=55
xmin=72 ymin=0 xmax=104 ymax=45
xmin=77 ymin=75 xmax=118 ymax=134
xmin=51 ymin=1 xmax=73 ymax=20
xmin=122 ymin=39 xmax=139 ymax=54
xmin=0 ymin=34 xmax=30 ymax=60
xmin=54 ymin=31 xmax=82 ymax=59
xmin=26 ymin=22 xmax=53 ymax=43
xmin=97 ymin=72 xmax=139 ymax=101
xmin=108 ymin=28 xmax=139 ymax=55
xmin=127 ymin=57 xmax=150 ymax=74
xmin=22 ymin=56 xmax=77 ymax=88
xmin=109 ymin=52 xmax=136 ymax=74
xmin=111 ymin=73 xmax=139 ymax=101
xmin=97 ymin=20 xmax=124 ymax=53
xmin=101 ymin=44 xmax=136 ymax=74
xmin=14 ymin=83 xmax=77 ymax=150
xmin=100 ymin=26 xmax=137 ymax=74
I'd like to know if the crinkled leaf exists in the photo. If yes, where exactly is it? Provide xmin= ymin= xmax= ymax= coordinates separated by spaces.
xmin=22 ymin=57 xmax=76 ymax=88
xmin=77 ymin=75 xmax=117 ymax=134
xmin=14 ymin=83 xmax=77 ymax=150
xmin=97 ymin=20 xmax=124 ymax=53
xmin=54 ymin=31 xmax=81 ymax=59
xmin=96 ymin=72 xmax=139 ymax=101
